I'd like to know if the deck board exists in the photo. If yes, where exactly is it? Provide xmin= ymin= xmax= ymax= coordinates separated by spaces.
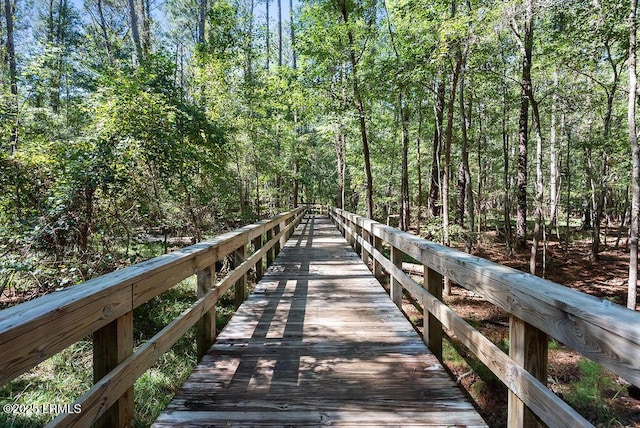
xmin=153 ymin=214 xmax=487 ymax=427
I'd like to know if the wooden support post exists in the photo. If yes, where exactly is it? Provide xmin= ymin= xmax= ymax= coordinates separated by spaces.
xmin=424 ymin=267 xmax=443 ymax=361
xmin=197 ymin=265 xmax=216 ymax=360
xmin=234 ymin=244 xmax=247 ymax=309
xmin=508 ymin=316 xmax=548 ymax=428
xmin=373 ymin=235 xmax=384 ymax=283
xmin=362 ymin=229 xmax=371 ymax=267
xmin=93 ymin=311 xmax=134 ymax=428
xmin=348 ymin=218 xmax=356 ymax=249
xmin=390 ymin=246 xmax=403 ymax=308
xmin=266 ymin=228 xmax=274 ymax=267
xmin=279 ymin=220 xmax=287 ymax=249
xmin=354 ymin=221 xmax=363 ymax=256
xmin=253 ymin=234 xmax=264 ymax=281
xmin=274 ymin=224 xmax=281 ymax=256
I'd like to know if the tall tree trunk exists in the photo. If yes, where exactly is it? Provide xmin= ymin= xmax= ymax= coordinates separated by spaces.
xmin=128 ymin=0 xmax=143 ymax=64
xmin=549 ymin=70 xmax=559 ymax=228
xmin=96 ymin=0 xmax=112 ymax=61
xmin=417 ymin=102 xmax=424 ymax=231
xmin=502 ymin=79 xmax=513 ymax=254
xmin=334 ymin=128 xmax=346 ymax=209
xmin=515 ymin=0 xmax=533 ymax=250
xmin=277 ymin=0 xmax=282 ymax=67
xmin=340 ymin=0 xmax=373 ymax=218
xmin=141 ymin=0 xmax=150 ymax=55
xmin=628 ymin=0 xmax=638 ymax=310
xmin=529 ymin=95 xmax=544 ymax=275
xmin=289 ymin=0 xmax=296 ymax=69
xmin=443 ymin=50 xmax=462 ymax=247
xmin=456 ymin=65 xmax=474 ymax=251
xmin=456 ymin=58 xmax=469 ymax=229
xmin=266 ymin=0 xmax=270 ymax=70
xmin=4 ymin=0 xmax=18 ymax=152
xmin=198 ymin=0 xmax=207 ymax=44
xmin=400 ymin=91 xmax=410 ymax=231
xmin=428 ymin=79 xmax=445 ymax=218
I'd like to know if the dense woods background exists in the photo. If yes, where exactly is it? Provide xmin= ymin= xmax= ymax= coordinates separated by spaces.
xmin=0 ymin=0 xmax=638 ymax=309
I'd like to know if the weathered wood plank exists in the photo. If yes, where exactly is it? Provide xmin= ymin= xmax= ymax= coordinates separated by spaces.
xmin=153 ymin=215 xmax=486 ymax=427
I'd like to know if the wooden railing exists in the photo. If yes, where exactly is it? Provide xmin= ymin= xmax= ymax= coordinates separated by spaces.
xmin=0 ymin=207 xmax=306 ymax=427
xmin=329 ymin=207 xmax=640 ymax=428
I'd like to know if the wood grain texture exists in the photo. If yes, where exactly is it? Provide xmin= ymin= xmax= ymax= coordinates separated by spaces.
xmin=153 ymin=215 xmax=486 ymax=427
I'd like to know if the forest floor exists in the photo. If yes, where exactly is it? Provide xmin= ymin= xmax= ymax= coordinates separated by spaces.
xmin=401 ymin=229 xmax=640 ymax=427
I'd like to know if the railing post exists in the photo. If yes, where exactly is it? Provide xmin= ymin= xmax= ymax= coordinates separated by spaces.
xmin=373 ymin=234 xmax=384 ymax=283
xmin=354 ymin=219 xmax=363 ymax=256
xmin=347 ymin=216 xmax=356 ymax=249
xmin=424 ymin=267 xmax=443 ymax=361
xmin=93 ymin=311 xmax=134 ymax=427
xmin=508 ymin=316 xmax=548 ymax=428
xmin=253 ymin=234 xmax=264 ymax=281
xmin=274 ymin=224 xmax=281 ymax=256
xmin=279 ymin=219 xmax=287 ymax=249
xmin=234 ymin=243 xmax=247 ymax=309
xmin=266 ymin=228 xmax=275 ymax=267
xmin=390 ymin=246 xmax=403 ymax=308
xmin=362 ymin=228 xmax=371 ymax=267
xmin=197 ymin=265 xmax=216 ymax=360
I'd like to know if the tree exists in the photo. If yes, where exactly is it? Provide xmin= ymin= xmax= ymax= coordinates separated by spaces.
xmin=629 ymin=0 xmax=638 ymax=310
xmin=4 ymin=0 xmax=18 ymax=151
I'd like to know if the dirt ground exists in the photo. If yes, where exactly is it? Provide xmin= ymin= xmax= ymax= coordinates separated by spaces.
xmin=400 ymin=231 xmax=640 ymax=427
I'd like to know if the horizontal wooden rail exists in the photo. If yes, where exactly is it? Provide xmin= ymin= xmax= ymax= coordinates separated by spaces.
xmin=329 ymin=207 xmax=640 ymax=428
xmin=0 ymin=207 xmax=306 ymax=427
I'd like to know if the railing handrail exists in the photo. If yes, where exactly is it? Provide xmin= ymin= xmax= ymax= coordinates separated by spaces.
xmin=0 ymin=206 xmax=306 ymax=427
xmin=329 ymin=207 xmax=640 ymax=428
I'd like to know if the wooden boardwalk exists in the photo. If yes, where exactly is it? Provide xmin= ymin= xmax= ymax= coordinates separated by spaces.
xmin=153 ymin=214 xmax=487 ymax=427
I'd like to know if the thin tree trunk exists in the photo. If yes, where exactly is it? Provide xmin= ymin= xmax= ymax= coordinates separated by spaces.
xmin=417 ymin=103 xmax=424 ymax=232
xmin=456 ymin=57 xmax=470 ymax=230
xmin=289 ymin=0 xmax=296 ymax=69
xmin=550 ymin=70 xmax=559 ymax=229
xmin=628 ymin=0 xmax=638 ymax=310
xmin=334 ymin=129 xmax=346 ymax=209
xmin=428 ymin=79 xmax=445 ymax=218
xmin=128 ymin=0 xmax=143 ymax=63
xmin=198 ymin=0 xmax=207 ymax=44
xmin=400 ymin=91 xmax=410 ymax=231
xmin=277 ymin=0 xmax=282 ymax=66
xmin=502 ymin=80 xmax=513 ymax=255
xmin=529 ymin=95 xmax=544 ymax=275
xmin=4 ymin=0 xmax=18 ymax=152
xmin=266 ymin=0 xmax=270 ymax=70
xmin=514 ymin=0 xmax=533 ymax=250
xmin=443 ymin=50 xmax=462 ymax=248
xmin=96 ymin=0 xmax=112 ymax=61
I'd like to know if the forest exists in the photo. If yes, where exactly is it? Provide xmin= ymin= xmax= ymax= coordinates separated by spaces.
xmin=0 ymin=0 xmax=638 ymax=309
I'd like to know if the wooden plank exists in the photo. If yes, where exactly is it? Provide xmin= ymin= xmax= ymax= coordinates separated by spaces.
xmin=153 ymin=215 xmax=486 ymax=427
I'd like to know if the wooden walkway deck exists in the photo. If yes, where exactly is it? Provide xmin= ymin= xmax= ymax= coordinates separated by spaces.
xmin=153 ymin=214 xmax=487 ymax=427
